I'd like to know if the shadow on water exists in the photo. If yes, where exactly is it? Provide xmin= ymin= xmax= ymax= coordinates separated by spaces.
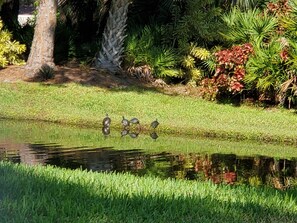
xmin=1 ymin=119 xmax=297 ymax=189
xmin=1 ymin=141 xmax=297 ymax=190
xmin=1 ymin=162 xmax=297 ymax=222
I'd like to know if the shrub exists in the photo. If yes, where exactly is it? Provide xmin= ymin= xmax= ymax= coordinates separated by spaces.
xmin=37 ymin=64 xmax=55 ymax=80
xmin=199 ymin=43 xmax=254 ymax=100
xmin=0 ymin=20 xmax=26 ymax=68
xmin=124 ymin=25 xmax=180 ymax=79
xmin=180 ymin=43 xmax=211 ymax=85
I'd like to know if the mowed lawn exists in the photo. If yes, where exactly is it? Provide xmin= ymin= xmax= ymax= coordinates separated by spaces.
xmin=1 ymin=82 xmax=297 ymax=143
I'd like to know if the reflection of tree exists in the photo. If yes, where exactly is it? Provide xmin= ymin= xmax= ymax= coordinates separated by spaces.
xmin=2 ymin=142 xmax=297 ymax=189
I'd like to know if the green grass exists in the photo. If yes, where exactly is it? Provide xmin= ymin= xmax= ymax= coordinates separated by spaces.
xmin=1 ymin=161 xmax=297 ymax=223
xmin=1 ymin=119 xmax=297 ymax=158
xmin=1 ymin=82 xmax=297 ymax=144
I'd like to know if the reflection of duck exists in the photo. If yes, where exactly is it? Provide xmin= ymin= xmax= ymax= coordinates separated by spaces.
xmin=150 ymin=132 xmax=158 ymax=140
xmin=121 ymin=128 xmax=129 ymax=137
xmin=121 ymin=116 xmax=130 ymax=128
xmin=129 ymin=132 xmax=139 ymax=138
xmin=102 ymin=114 xmax=111 ymax=127
xmin=102 ymin=126 xmax=110 ymax=136
xmin=150 ymin=119 xmax=159 ymax=129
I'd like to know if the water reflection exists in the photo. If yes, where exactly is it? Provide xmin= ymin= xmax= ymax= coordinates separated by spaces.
xmin=150 ymin=132 xmax=158 ymax=140
xmin=102 ymin=126 xmax=110 ymax=136
xmin=1 ymin=142 xmax=297 ymax=189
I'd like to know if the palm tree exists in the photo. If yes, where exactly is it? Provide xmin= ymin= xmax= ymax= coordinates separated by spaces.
xmin=95 ymin=0 xmax=130 ymax=73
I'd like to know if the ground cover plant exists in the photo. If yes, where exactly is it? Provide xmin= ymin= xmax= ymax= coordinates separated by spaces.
xmin=1 ymin=82 xmax=297 ymax=144
xmin=0 ymin=161 xmax=297 ymax=223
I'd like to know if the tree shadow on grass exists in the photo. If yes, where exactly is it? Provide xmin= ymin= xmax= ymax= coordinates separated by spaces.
xmin=1 ymin=162 xmax=297 ymax=223
xmin=24 ymin=65 xmax=163 ymax=95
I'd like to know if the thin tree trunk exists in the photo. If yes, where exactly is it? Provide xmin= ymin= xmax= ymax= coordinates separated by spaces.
xmin=26 ymin=0 xmax=57 ymax=77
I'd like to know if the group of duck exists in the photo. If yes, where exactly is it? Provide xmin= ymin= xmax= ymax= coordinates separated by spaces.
xmin=102 ymin=114 xmax=159 ymax=139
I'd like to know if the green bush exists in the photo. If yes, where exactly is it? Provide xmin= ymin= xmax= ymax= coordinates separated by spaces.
xmin=0 ymin=20 xmax=26 ymax=68
xmin=37 ymin=64 xmax=55 ymax=80
xmin=124 ymin=25 xmax=180 ymax=79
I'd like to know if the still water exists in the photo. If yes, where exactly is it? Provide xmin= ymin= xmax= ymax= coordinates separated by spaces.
xmin=1 ymin=120 xmax=297 ymax=189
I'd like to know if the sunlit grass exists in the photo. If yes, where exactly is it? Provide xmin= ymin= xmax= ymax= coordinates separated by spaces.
xmin=1 ymin=82 xmax=297 ymax=143
xmin=0 ymin=161 xmax=296 ymax=222
xmin=1 ymin=119 xmax=297 ymax=158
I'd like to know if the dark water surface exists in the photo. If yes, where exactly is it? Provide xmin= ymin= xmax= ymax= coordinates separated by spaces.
xmin=1 ymin=120 xmax=297 ymax=189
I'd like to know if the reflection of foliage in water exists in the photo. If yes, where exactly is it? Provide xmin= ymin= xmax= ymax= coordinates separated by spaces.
xmin=1 ymin=120 xmax=297 ymax=189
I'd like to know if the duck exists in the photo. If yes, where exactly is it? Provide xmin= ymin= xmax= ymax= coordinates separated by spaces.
xmin=130 ymin=117 xmax=140 ymax=125
xmin=150 ymin=119 xmax=159 ymax=129
xmin=121 ymin=116 xmax=130 ymax=128
xmin=102 ymin=114 xmax=111 ymax=127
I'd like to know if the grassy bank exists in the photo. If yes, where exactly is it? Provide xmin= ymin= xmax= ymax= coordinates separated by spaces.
xmin=1 ymin=119 xmax=297 ymax=158
xmin=1 ymin=82 xmax=297 ymax=143
xmin=1 ymin=161 xmax=297 ymax=223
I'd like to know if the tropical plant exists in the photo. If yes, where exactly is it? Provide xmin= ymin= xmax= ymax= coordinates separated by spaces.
xmin=199 ymin=43 xmax=254 ymax=100
xmin=124 ymin=25 xmax=180 ymax=79
xmin=245 ymin=39 xmax=287 ymax=101
xmin=0 ymin=20 xmax=26 ymax=68
xmin=37 ymin=64 xmax=55 ymax=80
xmin=169 ymin=0 xmax=224 ymax=48
xmin=180 ymin=43 xmax=211 ymax=85
xmin=277 ymin=0 xmax=297 ymax=107
xmin=221 ymin=5 xmax=293 ymax=103
xmin=222 ymin=7 xmax=278 ymax=45
xmin=233 ymin=0 xmax=268 ymax=10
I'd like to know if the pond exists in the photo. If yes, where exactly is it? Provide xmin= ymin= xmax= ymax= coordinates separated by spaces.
xmin=1 ymin=119 xmax=297 ymax=190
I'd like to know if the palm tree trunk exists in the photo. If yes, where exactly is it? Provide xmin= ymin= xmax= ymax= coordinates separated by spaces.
xmin=95 ymin=0 xmax=130 ymax=73
xmin=26 ymin=0 xmax=57 ymax=77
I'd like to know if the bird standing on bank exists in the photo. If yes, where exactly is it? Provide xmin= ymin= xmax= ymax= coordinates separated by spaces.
xmin=150 ymin=119 xmax=159 ymax=129
xmin=130 ymin=117 xmax=140 ymax=125
xmin=102 ymin=114 xmax=111 ymax=127
xmin=122 ymin=116 xmax=130 ymax=128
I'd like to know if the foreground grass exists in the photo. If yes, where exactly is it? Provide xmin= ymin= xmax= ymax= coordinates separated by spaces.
xmin=1 ymin=82 xmax=297 ymax=143
xmin=1 ymin=161 xmax=297 ymax=223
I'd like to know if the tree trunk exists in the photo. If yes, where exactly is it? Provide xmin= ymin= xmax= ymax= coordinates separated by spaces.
xmin=26 ymin=0 xmax=57 ymax=77
xmin=95 ymin=0 xmax=129 ymax=74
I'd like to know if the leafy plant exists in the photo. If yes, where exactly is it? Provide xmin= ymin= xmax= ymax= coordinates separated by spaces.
xmin=180 ymin=43 xmax=211 ymax=85
xmin=200 ymin=43 xmax=254 ymax=100
xmin=245 ymin=39 xmax=287 ymax=101
xmin=0 ymin=20 xmax=26 ymax=68
xmin=222 ymin=8 xmax=278 ymax=45
xmin=169 ymin=0 xmax=224 ymax=48
xmin=124 ymin=25 xmax=180 ymax=79
xmin=37 ymin=64 xmax=55 ymax=80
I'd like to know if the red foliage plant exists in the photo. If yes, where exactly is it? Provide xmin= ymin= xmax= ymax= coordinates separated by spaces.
xmin=210 ymin=43 xmax=254 ymax=95
xmin=200 ymin=43 xmax=254 ymax=100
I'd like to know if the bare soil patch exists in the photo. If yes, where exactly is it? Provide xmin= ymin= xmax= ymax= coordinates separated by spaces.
xmin=0 ymin=65 xmax=201 ymax=97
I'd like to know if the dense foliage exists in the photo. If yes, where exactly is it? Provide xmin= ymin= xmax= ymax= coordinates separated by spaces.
xmin=0 ymin=20 xmax=26 ymax=68
xmin=4 ymin=0 xmax=297 ymax=106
